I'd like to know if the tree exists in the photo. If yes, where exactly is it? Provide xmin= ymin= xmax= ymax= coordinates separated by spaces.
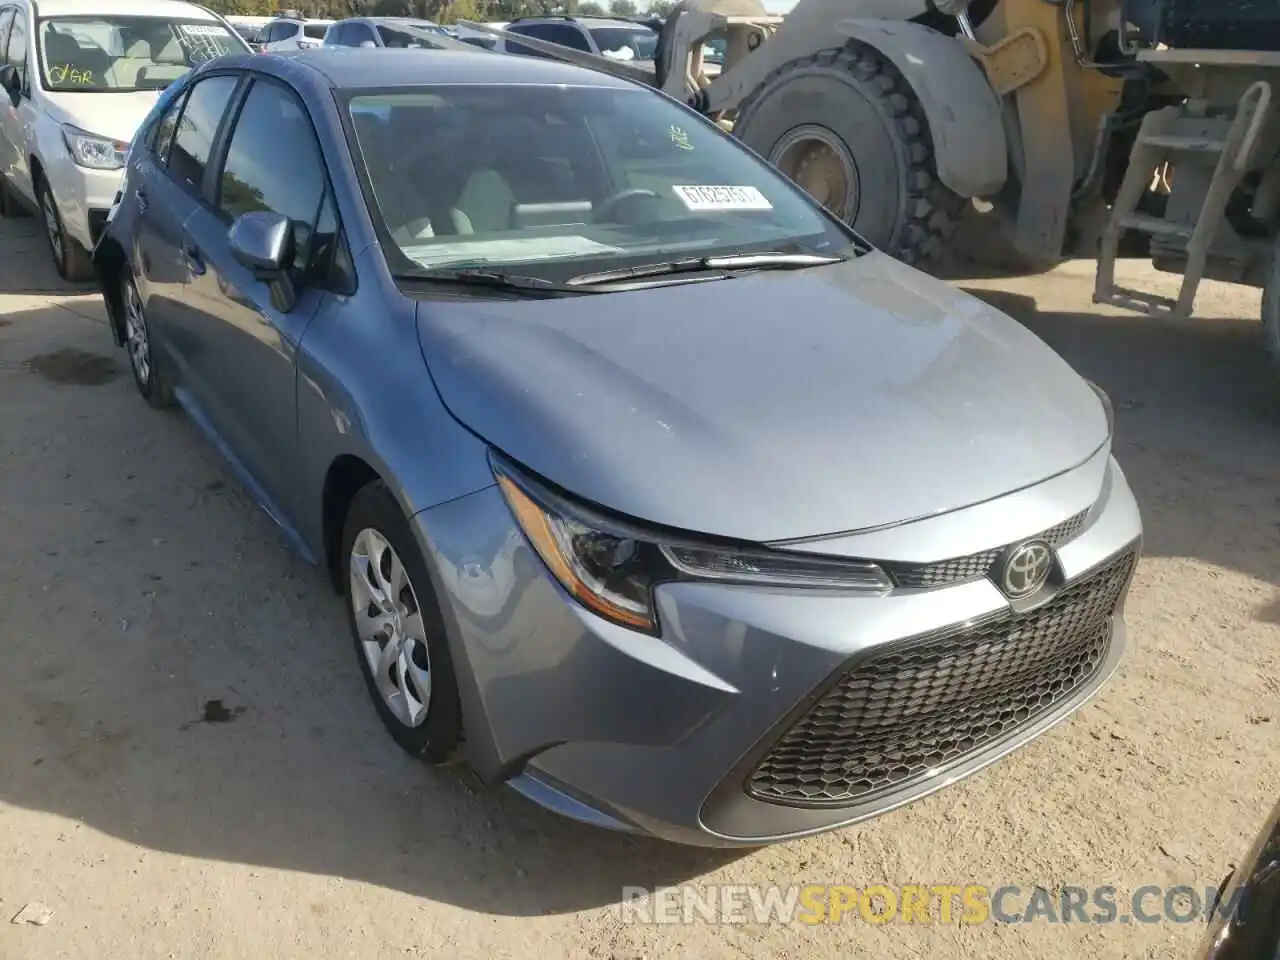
xmin=607 ymin=0 xmax=636 ymax=17
xmin=577 ymin=0 xmax=604 ymax=13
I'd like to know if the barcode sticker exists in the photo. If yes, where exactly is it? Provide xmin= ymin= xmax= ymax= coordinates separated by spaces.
xmin=179 ymin=23 xmax=226 ymax=36
xmin=671 ymin=184 xmax=773 ymax=211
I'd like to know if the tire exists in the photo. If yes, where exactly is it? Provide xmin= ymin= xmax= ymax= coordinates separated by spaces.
xmin=120 ymin=272 xmax=174 ymax=409
xmin=1262 ymin=241 xmax=1280 ymax=375
xmin=341 ymin=481 xmax=463 ymax=764
xmin=733 ymin=42 xmax=965 ymax=267
xmin=37 ymin=177 xmax=94 ymax=282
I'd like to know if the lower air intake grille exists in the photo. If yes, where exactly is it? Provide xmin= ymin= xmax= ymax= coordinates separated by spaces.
xmin=747 ymin=550 xmax=1136 ymax=807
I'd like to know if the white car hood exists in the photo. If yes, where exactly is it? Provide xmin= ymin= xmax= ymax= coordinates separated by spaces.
xmin=43 ymin=90 xmax=166 ymax=145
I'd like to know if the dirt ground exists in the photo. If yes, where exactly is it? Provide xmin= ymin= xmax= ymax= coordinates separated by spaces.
xmin=0 ymin=214 xmax=1276 ymax=960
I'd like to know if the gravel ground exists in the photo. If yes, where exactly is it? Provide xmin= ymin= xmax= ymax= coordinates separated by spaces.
xmin=0 ymin=215 xmax=1276 ymax=960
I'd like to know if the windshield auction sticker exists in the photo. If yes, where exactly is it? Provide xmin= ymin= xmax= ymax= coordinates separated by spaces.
xmin=672 ymin=185 xmax=773 ymax=211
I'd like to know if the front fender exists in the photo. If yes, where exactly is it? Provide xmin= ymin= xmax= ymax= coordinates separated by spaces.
xmin=836 ymin=18 xmax=1007 ymax=199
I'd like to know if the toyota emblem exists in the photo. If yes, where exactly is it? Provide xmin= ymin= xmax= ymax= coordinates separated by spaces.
xmin=1000 ymin=540 xmax=1053 ymax=599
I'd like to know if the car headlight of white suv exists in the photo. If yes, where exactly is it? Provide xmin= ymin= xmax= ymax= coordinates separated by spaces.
xmin=61 ymin=124 xmax=128 ymax=171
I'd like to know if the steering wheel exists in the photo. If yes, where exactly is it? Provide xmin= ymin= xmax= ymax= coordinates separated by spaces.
xmin=593 ymin=188 xmax=662 ymax=222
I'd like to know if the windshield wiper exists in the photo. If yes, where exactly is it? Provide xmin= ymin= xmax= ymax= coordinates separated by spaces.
xmin=565 ymin=251 xmax=847 ymax=287
xmin=396 ymin=267 xmax=593 ymax=294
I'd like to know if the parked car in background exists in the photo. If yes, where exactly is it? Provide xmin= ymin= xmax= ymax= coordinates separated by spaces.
xmin=225 ymin=14 xmax=272 ymax=52
xmin=94 ymin=47 xmax=1141 ymax=848
xmin=450 ymin=25 xmax=496 ymax=50
xmin=493 ymin=15 xmax=656 ymax=64
xmin=258 ymin=17 xmax=331 ymax=51
xmin=323 ymin=18 xmax=473 ymax=51
xmin=0 ymin=0 xmax=249 ymax=280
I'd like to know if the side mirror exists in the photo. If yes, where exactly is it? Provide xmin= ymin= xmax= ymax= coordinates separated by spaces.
xmin=228 ymin=210 xmax=297 ymax=312
xmin=0 ymin=64 xmax=20 ymax=101
xmin=230 ymin=210 xmax=292 ymax=276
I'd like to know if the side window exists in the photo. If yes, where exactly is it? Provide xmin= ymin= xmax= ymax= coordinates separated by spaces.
xmin=326 ymin=23 xmax=349 ymax=45
xmin=284 ymin=23 xmax=300 ymax=40
xmin=5 ymin=12 xmax=26 ymax=83
xmin=345 ymin=23 xmax=374 ymax=45
xmin=534 ymin=23 xmax=591 ymax=51
xmin=217 ymin=79 xmax=332 ymax=276
xmin=261 ymin=23 xmax=277 ymax=42
xmin=167 ymin=75 xmax=238 ymax=193
xmin=375 ymin=24 xmax=421 ymax=48
xmin=506 ymin=24 xmax=553 ymax=59
xmin=0 ymin=9 xmax=15 ymax=60
xmin=151 ymin=87 xmax=188 ymax=161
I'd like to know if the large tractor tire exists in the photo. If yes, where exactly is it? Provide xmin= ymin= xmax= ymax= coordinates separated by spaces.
xmin=733 ymin=41 xmax=965 ymax=267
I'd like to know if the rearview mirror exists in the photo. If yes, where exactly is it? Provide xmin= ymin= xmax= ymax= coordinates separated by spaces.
xmin=229 ymin=210 xmax=297 ymax=312
xmin=0 ymin=64 xmax=20 ymax=100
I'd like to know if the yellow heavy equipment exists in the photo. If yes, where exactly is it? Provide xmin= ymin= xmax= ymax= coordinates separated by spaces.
xmin=461 ymin=1 xmax=1280 ymax=370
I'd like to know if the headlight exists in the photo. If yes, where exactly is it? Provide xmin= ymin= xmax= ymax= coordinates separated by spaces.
xmin=62 ymin=125 xmax=128 ymax=170
xmin=1085 ymin=380 xmax=1115 ymax=438
xmin=492 ymin=455 xmax=892 ymax=634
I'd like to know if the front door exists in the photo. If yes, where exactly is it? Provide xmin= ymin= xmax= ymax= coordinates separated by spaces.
xmin=178 ymin=75 xmax=336 ymax=523
xmin=0 ymin=6 xmax=33 ymax=202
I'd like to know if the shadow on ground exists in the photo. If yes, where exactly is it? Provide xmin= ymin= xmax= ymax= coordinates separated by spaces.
xmin=0 ymin=301 xmax=747 ymax=922
xmin=0 ymin=275 xmax=1276 ymax=919
xmin=0 ymin=215 xmax=97 ymax=295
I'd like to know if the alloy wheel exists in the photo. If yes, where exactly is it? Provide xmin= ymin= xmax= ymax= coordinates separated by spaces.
xmin=122 ymin=280 xmax=151 ymax=386
xmin=41 ymin=191 xmax=64 ymax=267
xmin=349 ymin=527 xmax=432 ymax=728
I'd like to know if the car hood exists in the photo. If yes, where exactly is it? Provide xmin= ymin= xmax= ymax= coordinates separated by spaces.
xmin=42 ymin=90 xmax=168 ymax=145
xmin=415 ymin=251 xmax=1109 ymax=543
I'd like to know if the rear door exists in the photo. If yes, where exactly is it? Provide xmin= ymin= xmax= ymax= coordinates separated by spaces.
xmin=177 ymin=75 xmax=341 ymax=522
xmin=139 ymin=72 xmax=240 ymax=399
xmin=129 ymin=73 xmax=240 ymax=381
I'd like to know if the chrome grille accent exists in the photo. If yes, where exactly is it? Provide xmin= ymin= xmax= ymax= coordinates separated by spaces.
xmin=887 ymin=508 xmax=1091 ymax=589
xmin=747 ymin=550 xmax=1136 ymax=808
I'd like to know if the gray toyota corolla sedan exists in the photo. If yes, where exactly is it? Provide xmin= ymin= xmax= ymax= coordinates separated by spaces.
xmin=93 ymin=48 xmax=1142 ymax=847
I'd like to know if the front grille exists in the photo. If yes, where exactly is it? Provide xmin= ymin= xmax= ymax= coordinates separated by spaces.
xmin=748 ymin=549 xmax=1136 ymax=807
xmin=887 ymin=508 xmax=1091 ymax=589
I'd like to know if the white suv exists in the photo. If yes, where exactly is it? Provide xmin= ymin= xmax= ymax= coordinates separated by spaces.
xmin=0 ymin=0 xmax=249 ymax=280
xmin=258 ymin=18 xmax=331 ymax=51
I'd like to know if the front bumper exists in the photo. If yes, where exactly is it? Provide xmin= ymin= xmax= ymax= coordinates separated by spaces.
xmin=44 ymin=154 xmax=121 ymax=252
xmin=416 ymin=447 xmax=1142 ymax=847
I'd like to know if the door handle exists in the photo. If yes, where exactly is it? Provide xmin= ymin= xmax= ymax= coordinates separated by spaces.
xmin=182 ymin=242 xmax=205 ymax=276
xmin=135 ymin=187 xmax=148 ymax=214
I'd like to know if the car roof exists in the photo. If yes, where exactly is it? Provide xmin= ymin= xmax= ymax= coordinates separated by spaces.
xmin=34 ymin=0 xmax=221 ymax=18
xmin=275 ymin=47 xmax=637 ymax=89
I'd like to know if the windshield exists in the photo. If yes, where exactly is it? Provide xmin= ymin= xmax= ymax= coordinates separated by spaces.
xmin=346 ymin=84 xmax=854 ymax=281
xmin=303 ymin=22 xmax=330 ymax=39
xmin=37 ymin=16 xmax=245 ymax=92
xmin=589 ymin=26 xmax=657 ymax=59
